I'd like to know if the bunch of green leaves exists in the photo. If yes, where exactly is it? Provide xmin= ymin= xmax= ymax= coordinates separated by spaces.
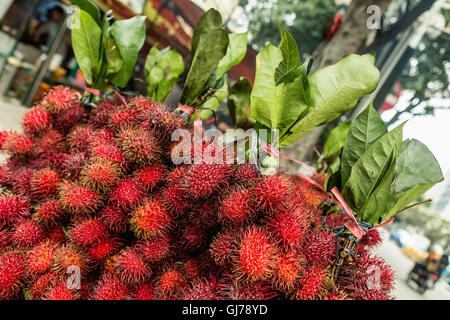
xmin=178 ymin=9 xmax=248 ymax=120
xmin=70 ymin=0 xmax=146 ymax=91
xmin=144 ymin=46 xmax=184 ymax=102
xmin=326 ymin=104 xmax=444 ymax=226
xmin=248 ymin=26 xmax=381 ymax=149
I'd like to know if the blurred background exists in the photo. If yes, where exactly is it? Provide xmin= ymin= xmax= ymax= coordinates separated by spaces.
xmin=0 ymin=0 xmax=449 ymax=299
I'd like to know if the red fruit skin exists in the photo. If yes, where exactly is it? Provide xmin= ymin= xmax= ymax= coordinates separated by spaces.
xmin=90 ymin=143 xmax=127 ymax=170
xmin=114 ymin=249 xmax=151 ymax=285
xmin=69 ymin=219 xmax=107 ymax=248
xmin=183 ymin=277 xmax=219 ymax=300
xmin=11 ymin=220 xmax=46 ymax=248
xmin=162 ymin=183 xmax=190 ymax=215
xmin=62 ymin=152 xmax=89 ymax=180
xmin=273 ymin=251 xmax=303 ymax=291
xmin=218 ymin=275 xmax=278 ymax=300
xmin=133 ymin=164 xmax=166 ymax=191
xmin=59 ymin=181 xmax=101 ymax=215
xmin=54 ymin=102 xmax=87 ymax=133
xmin=302 ymin=230 xmax=336 ymax=267
xmin=130 ymin=199 xmax=171 ymax=239
xmin=2 ymin=133 xmax=34 ymax=158
xmin=232 ymin=163 xmax=260 ymax=186
xmin=28 ymin=272 xmax=59 ymax=300
xmin=357 ymin=229 xmax=383 ymax=255
xmin=92 ymin=275 xmax=129 ymax=300
xmin=44 ymin=282 xmax=79 ymax=300
xmin=0 ymin=229 xmax=10 ymax=251
xmin=89 ymin=98 xmax=122 ymax=128
xmin=80 ymin=159 xmax=121 ymax=192
xmin=156 ymin=269 xmax=187 ymax=297
xmin=53 ymin=244 xmax=90 ymax=275
xmin=41 ymin=86 xmax=80 ymax=114
xmin=235 ymin=226 xmax=278 ymax=281
xmin=117 ymin=127 xmax=161 ymax=165
xmin=0 ymin=252 xmax=27 ymax=299
xmin=28 ymin=240 xmax=59 ymax=275
xmin=47 ymin=226 xmax=68 ymax=244
xmin=8 ymin=167 xmax=34 ymax=198
xmin=182 ymin=164 xmax=231 ymax=199
xmin=88 ymin=237 xmax=121 ymax=262
xmin=0 ymin=130 xmax=14 ymax=149
xmin=30 ymin=169 xmax=61 ymax=200
xmin=99 ymin=205 xmax=128 ymax=234
xmin=210 ymin=229 xmax=238 ymax=266
xmin=67 ymin=126 xmax=95 ymax=153
xmin=135 ymin=236 xmax=171 ymax=263
xmin=266 ymin=210 xmax=308 ymax=248
xmin=33 ymin=200 xmax=64 ymax=227
xmin=179 ymin=220 xmax=207 ymax=251
xmin=219 ymin=188 xmax=254 ymax=225
xmin=295 ymin=265 xmax=328 ymax=300
xmin=110 ymin=107 xmax=143 ymax=131
xmin=254 ymin=174 xmax=293 ymax=211
xmin=109 ymin=179 xmax=144 ymax=210
xmin=134 ymin=283 xmax=154 ymax=300
xmin=34 ymin=129 xmax=66 ymax=155
xmin=22 ymin=106 xmax=51 ymax=135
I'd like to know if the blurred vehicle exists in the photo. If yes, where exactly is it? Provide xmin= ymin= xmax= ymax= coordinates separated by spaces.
xmin=390 ymin=228 xmax=429 ymax=251
xmin=402 ymin=246 xmax=428 ymax=262
xmin=407 ymin=247 xmax=443 ymax=294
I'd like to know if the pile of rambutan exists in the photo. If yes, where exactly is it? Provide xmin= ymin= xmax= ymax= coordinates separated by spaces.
xmin=0 ymin=86 xmax=395 ymax=300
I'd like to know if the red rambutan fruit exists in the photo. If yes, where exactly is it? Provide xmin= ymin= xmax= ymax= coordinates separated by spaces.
xmin=133 ymin=164 xmax=166 ymax=191
xmin=266 ymin=210 xmax=308 ymax=248
xmin=22 ymin=106 xmax=51 ymax=135
xmin=62 ymin=152 xmax=89 ymax=179
xmin=0 ymin=229 xmax=10 ymax=251
xmin=53 ymin=244 xmax=90 ymax=275
xmin=357 ymin=228 xmax=383 ymax=254
xmin=30 ymin=168 xmax=61 ymax=200
xmin=47 ymin=226 xmax=68 ymax=244
xmin=130 ymin=199 xmax=171 ymax=239
xmin=322 ymin=288 xmax=348 ymax=300
xmin=232 ymin=163 xmax=260 ymax=186
xmin=302 ymin=230 xmax=336 ymax=267
xmin=0 ymin=252 xmax=27 ymax=299
xmin=182 ymin=258 xmax=203 ymax=280
xmin=0 ymin=194 xmax=30 ymax=226
xmin=80 ymin=158 xmax=122 ymax=192
xmin=89 ymin=98 xmax=121 ymax=128
xmin=182 ymin=164 xmax=232 ymax=199
xmin=8 ymin=167 xmax=34 ymax=197
xmin=44 ymin=281 xmax=79 ymax=300
xmin=91 ymin=275 xmax=129 ymax=300
xmin=273 ymin=251 xmax=303 ymax=291
xmin=58 ymin=181 xmax=101 ymax=215
xmin=219 ymin=187 xmax=254 ymax=225
xmin=67 ymin=126 xmax=95 ymax=153
xmin=183 ymin=277 xmax=219 ymax=300
xmin=114 ymin=249 xmax=151 ymax=285
xmin=28 ymin=240 xmax=59 ymax=275
xmin=156 ymin=269 xmax=187 ymax=296
xmin=218 ymin=275 xmax=278 ymax=300
xmin=33 ymin=199 xmax=64 ymax=227
xmin=110 ymin=107 xmax=143 ymax=131
xmin=53 ymin=102 xmax=87 ymax=133
xmin=135 ymin=235 xmax=171 ymax=263
xmin=34 ymin=129 xmax=66 ymax=154
xmin=87 ymin=237 xmax=121 ymax=262
xmin=69 ymin=219 xmax=107 ymax=248
xmin=134 ymin=282 xmax=154 ymax=300
xmin=11 ymin=219 xmax=46 ymax=248
xmin=295 ymin=265 xmax=328 ymax=300
xmin=253 ymin=174 xmax=292 ymax=211
xmin=0 ymin=130 xmax=14 ymax=149
xmin=162 ymin=183 xmax=190 ymax=215
xmin=166 ymin=166 xmax=186 ymax=184
xmin=90 ymin=142 xmax=127 ymax=170
xmin=235 ymin=226 xmax=278 ymax=281
xmin=109 ymin=178 xmax=144 ymax=209
xmin=179 ymin=221 xmax=207 ymax=250
xmin=140 ymin=105 xmax=185 ymax=142
xmin=99 ymin=205 xmax=128 ymax=234
xmin=116 ymin=127 xmax=161 ymax=165
xmin=210 ymin=229 xmax=238 ymax=267
xmin=2 ymin=133 xmax=34 ymax=158
xmin=27 ymin=272 xmax=59 ymax=300
xmin=41 ymin=86 xmax=80 ymax=114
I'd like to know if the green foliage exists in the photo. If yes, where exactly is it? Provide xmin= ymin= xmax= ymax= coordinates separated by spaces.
xmin=144 ymin=47 xmax=184 ymax=102
xmin=228 ymin=77 xmax=254 ymax=129
xmin=70 ymin=1 xmax=146 ymax=90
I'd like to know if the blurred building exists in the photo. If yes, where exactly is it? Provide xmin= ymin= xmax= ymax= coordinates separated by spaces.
xmin=431 ymin=174 xmax=450 ymax=221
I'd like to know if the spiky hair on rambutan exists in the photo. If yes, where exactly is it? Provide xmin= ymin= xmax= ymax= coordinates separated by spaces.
xmin=90 ymin=142 xmax=128 ymax=170
xmin=27 ymin=240 xmax=59 ymax=275
xmin=7 ymin=167 xmax=34 ymax=198
xmin=53 ymin=101 xmax=87 ymax=133
xmin=68 ymin=219 xmax=108 ymax=248
xmin=210 ymin=229 xmax=239 ymax=267
xmin=58 ymin=181 xmax=102 ymax=215
xmin=30 ymin=168 xmax=61 ymax=200
xmin=41 ymin=86 xmax=80 ymax=114
xmin=294 ymin=265 xmax=328 ymax=300
xmin=272 ymin=250 xmax=304 ymax=291
xmin=0 ymin=130 xmax=14 ymax=149
xmin=135 ymin=235 xmax=171 ymax=263
xmin=162 ymin=183 xmax=191 ymax=215
xmin=22 ymin=105 xmax=51 ymax=135
xmin=88 ymin=237 xmax=122 ymax=262
xmin=89 ymin=98 xmax=122 ymax=128
xmin=155 ymin=268 xmax=188 ymax=297
xmin=47 ymin=226 xmax=68 ymax=244
xmin=99 ymin=205 xmax=128 ymax=234
xmin=183 ymin=277 xmax=219 ymax=300
xmin=116 ymin=127 xmax=161 ymax=165
xmin=34 ymin=129 xmax=66 ymax=155
xmin=231 ymin=163 xmax=261 ymax=186
xmin=357 ymin=228 xmax=383 ymax=254
xmin=79 ymin=158 xmax=122 ymax=193
xmin=1 ymin=132 xmax=34 ymax=159
xmin=53 ymin=243 xmax=91 ymax=276
xmin=27 ymin=272 xmax=59 ymax=300
xmin=140 ymin=104 xmax=185 ymax=143
xmin=302 ymin=230 xmax=336 ymax=267
xmin=234 ymin=226 xmax=278 ymax=281
xmin=266 ymin=209 xmax=309 ymax=248
xmin=133 ymin=164 xmax=166 ymax=191
xmin=91 ymin=274 xmax=129 ymax=300
xmin=0 ymin=251 xmax=28 ymax=299
xmin=44 ymin=281 xmax=80 ymax=300
xmin=33 ymin=199 xmax=64 ymax=227
xmin=11 ymin=219 xmax=46 ymax=248
xmin=0 ymin=229 xmax=10 ymax=251
xmin=67 ymin=125 xmax=95 ymax=153
xmin=130 ymin=198 xmax=171 ymax=239
xmin=109 ymin=107 xmax=144 ymax=131
xmin=177 ymin=219 xmax=208 ymax=251
xmin=218 ymin=187 xmax=255 ymax=225
xmin=253 ymin=174 xmax=293 ymax=211
xmin=62 ymin=152 xmax=89 ymax=180
xmin=113 ymin=248 xmax=151 ymax=285
xmin=182 ymin=163 xmax=232 ymax=199
xmin=218 ymin=274 xmax=278 ymax=300
xmin=108 ymin=178 xmax=144 ymax=210
xmin=133 ymin=282 xmax=155 ymax=300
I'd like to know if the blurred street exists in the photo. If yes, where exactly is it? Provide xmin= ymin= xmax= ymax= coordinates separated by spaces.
xmin=374 ymin=229 xmax=450 ymax=300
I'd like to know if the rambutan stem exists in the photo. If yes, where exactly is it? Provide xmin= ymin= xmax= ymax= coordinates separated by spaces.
xmin=395 ymin=198 xmax=432 ymax=215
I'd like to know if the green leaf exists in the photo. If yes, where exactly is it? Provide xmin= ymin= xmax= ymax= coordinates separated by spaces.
xmin=71 ymin=8 xmax=102 ymax=86
xmin=104 ymin=31 xmax=123 ymax=75
xmin=144 ymin=46 xmax=184 ymax=101
xmin=342 ymin=123 xmax=404 ymax=214
xmin=393 ymin=139 xmax=444 ymax=193
xmin=180 ymin=9 xmax=229 ymax=106
xmin=109 ymin=15 xmax=146 ymax=88
xmin=249 ymin=44 xmax=308 ymax=138
xmin=216 ymin=32 xmax=248 ymax=80
xmin=196 ymin=74 xmax=229 ymax=120
xmin=228 ymin=77 xmax=255 ymax=129
xmin=341 ymin=104 xmax=387 ymax=187
xmin=323 ymin=122 xmax=351 ymax=157
xmin=274 ymin=25 xmax=301 ymax=85
xmin=279 ymin=53 xmax=380 ymax=148
xmin=70 ymin=0 xmax=101 ymax=26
